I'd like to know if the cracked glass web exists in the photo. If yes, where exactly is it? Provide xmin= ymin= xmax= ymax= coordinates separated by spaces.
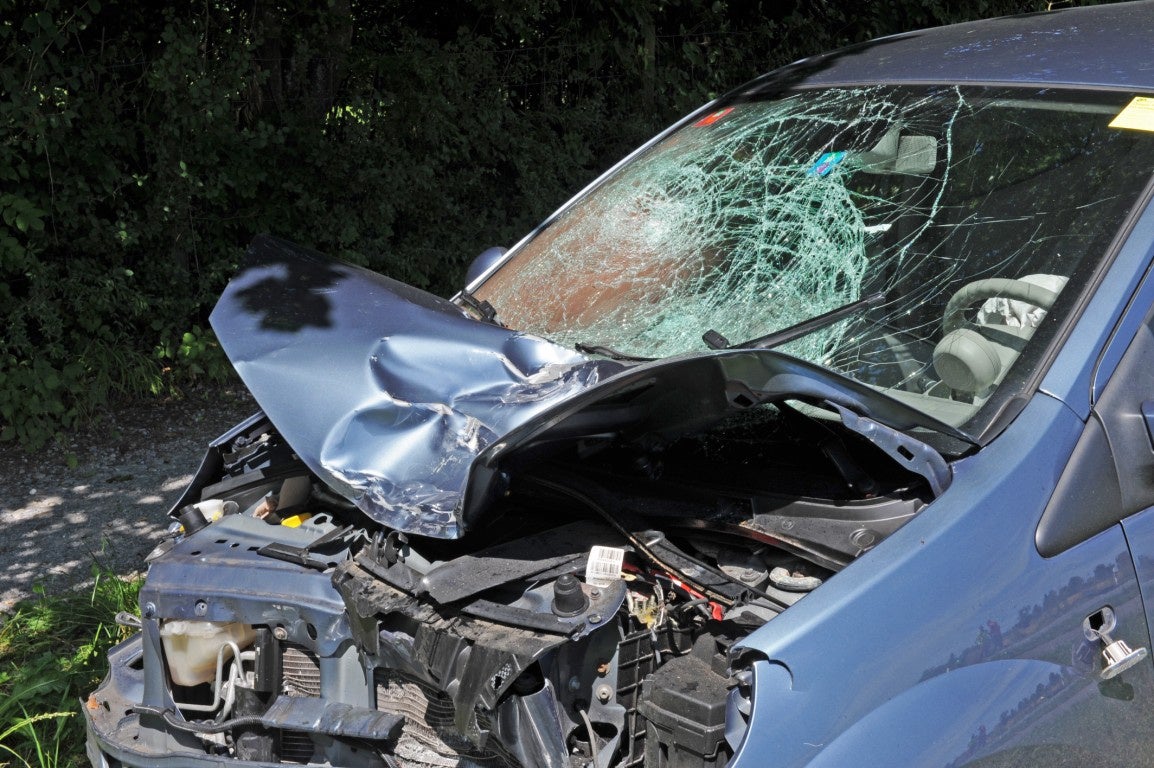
xmin=476 ymin=85 xmax=1154 ymax=420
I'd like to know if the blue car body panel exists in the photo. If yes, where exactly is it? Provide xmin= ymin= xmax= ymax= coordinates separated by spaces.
xmin=209 ymin=235 xmax=618 ymax=538
xmin=214 ymin=236 xmax=972 ymax=539
xmin=796 ymin=1 xmax=1154 ymax=90
xmin=731 ymin=392 xmax=1154 ymax=766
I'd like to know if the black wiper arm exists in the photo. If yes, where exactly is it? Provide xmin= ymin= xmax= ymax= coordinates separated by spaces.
xmin=458 ymin=290 xmax=499 ymax=323
xmin=703 ymin=291 xmax=886 ymax=350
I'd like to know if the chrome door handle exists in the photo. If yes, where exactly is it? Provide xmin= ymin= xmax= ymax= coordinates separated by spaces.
xmin=1084 ymin=607 xmax=1150 ymax=680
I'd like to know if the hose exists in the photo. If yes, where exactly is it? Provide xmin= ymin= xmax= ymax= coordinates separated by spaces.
xmin=769 ymin=566 xmax=823 ymax=592
xmin=578 ymin=707 xmax=602 ymax=768
xmin=134 ymin=705 xmax=265 ymax=735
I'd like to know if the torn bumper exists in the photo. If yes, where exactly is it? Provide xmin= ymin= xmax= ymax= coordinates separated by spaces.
xmin=84 ymin=635 xmax=213 ymax=768
xmin=85 ymin=641 xmax=405 ymax=768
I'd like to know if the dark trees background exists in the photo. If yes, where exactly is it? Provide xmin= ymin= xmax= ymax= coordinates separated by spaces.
xmin=0 ymin=0 xmax=1086 ymax=445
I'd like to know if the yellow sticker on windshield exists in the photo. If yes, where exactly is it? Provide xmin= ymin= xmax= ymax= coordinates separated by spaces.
xmin=1110 ymin=97 xmax=1154 ymax=132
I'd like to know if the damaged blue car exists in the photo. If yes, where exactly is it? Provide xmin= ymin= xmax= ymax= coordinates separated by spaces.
xmin=85 ymin=3 xmax=1154 ymax=766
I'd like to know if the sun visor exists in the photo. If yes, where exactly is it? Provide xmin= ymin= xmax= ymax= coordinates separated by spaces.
xmin=210 ymin=236 xmax=621 ymax=538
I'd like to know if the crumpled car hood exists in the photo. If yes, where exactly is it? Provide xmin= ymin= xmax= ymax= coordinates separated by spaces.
xmin=210 ymin=236 xmax=623 ymax=538
xmin=213 ymin=237 xmax=970 ymax=540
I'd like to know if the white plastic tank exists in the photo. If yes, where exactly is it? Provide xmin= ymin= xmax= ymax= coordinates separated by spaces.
xmin=159 ymin=620 xmax=256 ymax=687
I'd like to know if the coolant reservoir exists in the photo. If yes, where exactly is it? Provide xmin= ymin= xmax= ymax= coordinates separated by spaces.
xmin=159 ymin=620 xmax=256 ymax=687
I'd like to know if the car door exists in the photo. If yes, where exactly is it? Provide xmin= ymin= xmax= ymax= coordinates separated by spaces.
xmin=1095 ymin=280 xmax=1154 ymax=701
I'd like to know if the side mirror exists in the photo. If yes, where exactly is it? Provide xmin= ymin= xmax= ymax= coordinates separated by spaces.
xmin=465 ymin=246 xmax=508 ymax=288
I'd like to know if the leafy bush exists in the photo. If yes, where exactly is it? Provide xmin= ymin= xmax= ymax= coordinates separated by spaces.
xmin=0 ymin=0 xmax=1073 ymax=448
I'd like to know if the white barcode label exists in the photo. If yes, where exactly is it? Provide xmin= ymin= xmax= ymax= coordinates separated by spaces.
xmin=585 ymin=546 xmax=625 ymax=588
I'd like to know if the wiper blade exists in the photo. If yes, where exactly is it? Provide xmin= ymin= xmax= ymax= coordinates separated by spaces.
xmin=703 ymin=291 xmax=886 ymax=350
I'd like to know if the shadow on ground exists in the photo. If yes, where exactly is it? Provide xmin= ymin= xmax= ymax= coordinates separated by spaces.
xmin=0 ymin=388 xmax=257 ymax=612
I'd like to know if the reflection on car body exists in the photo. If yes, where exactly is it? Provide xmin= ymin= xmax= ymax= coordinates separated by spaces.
xmin=85 ymin=3 xmax=1154 ymax=767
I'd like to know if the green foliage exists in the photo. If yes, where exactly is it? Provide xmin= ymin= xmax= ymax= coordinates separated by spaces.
xmin=154 ymin=325 xmax=231 ymax=388
xmin=0 ymin=566 xmax=142 ymax=768
xmin=0 ymin=0 xmax=1102 ymax=447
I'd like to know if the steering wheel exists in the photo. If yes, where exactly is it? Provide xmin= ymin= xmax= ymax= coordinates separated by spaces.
xmin=941 ymin=277 xmax=1060 ymax=334
xmin=934 ymin=278 xmax=1060 ymax=395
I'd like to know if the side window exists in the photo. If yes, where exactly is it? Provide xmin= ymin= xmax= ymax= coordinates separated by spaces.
xmin=1037 ymin=312 xmax=1154 ymax=556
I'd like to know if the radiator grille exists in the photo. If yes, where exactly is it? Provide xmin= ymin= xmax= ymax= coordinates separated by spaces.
xmin=374 ymin=669 xmax=516 ymax=768
xmin=279 ymin=731 xmax=316 ymax=764
xmin=279 ymin=642 xmax=321 ymax=762
xmin=281 ymin=643 xmax=321 ymax=698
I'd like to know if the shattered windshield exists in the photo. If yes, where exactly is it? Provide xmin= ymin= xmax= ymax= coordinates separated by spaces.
xmin=474 ymin=86 xmax=1154 ymax=426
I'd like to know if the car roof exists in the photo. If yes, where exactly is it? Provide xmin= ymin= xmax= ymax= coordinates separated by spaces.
xmin=790 ymin=1 xmax=1154 ymax=91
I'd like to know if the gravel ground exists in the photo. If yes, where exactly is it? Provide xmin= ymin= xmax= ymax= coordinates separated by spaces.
xmin=0 ymin=386 xmax=257 ymax=613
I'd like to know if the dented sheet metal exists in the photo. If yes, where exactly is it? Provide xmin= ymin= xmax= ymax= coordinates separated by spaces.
xmin=260 ymin=696 xmax=404 ymax=742
xmin=210 ymin=236 xmax=623 ymax=538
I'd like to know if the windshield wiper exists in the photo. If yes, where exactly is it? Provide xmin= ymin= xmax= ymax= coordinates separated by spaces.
xmin=703 ymin=291 xmax=886 ymax=350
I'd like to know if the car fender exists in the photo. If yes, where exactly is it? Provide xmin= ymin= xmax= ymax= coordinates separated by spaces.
xmin=734 ymin=657 xmax=1105 ymax=768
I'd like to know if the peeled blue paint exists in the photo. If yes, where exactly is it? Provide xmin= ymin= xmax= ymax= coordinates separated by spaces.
xmin=210 ymin=236 xmax=622 ymax=538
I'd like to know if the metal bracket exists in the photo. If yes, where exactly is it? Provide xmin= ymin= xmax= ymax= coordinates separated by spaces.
xmin=828 ymin=403 xmax=951 ymax=496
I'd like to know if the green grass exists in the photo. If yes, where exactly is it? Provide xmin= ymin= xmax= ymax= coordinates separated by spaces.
xmin=0 ymin=568 xmax=141 ymax=768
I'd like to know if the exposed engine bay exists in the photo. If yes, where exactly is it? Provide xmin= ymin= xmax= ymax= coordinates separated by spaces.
xmin=86 ymin=398 xmax=935 ymax=768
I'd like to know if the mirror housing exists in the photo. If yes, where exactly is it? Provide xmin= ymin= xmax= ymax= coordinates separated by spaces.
xmin=465 ymin=246 xmax=508 ymax=288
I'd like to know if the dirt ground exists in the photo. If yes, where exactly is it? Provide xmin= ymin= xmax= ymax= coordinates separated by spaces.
xmin=0 ymin=386 xmax=258 ymax=613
